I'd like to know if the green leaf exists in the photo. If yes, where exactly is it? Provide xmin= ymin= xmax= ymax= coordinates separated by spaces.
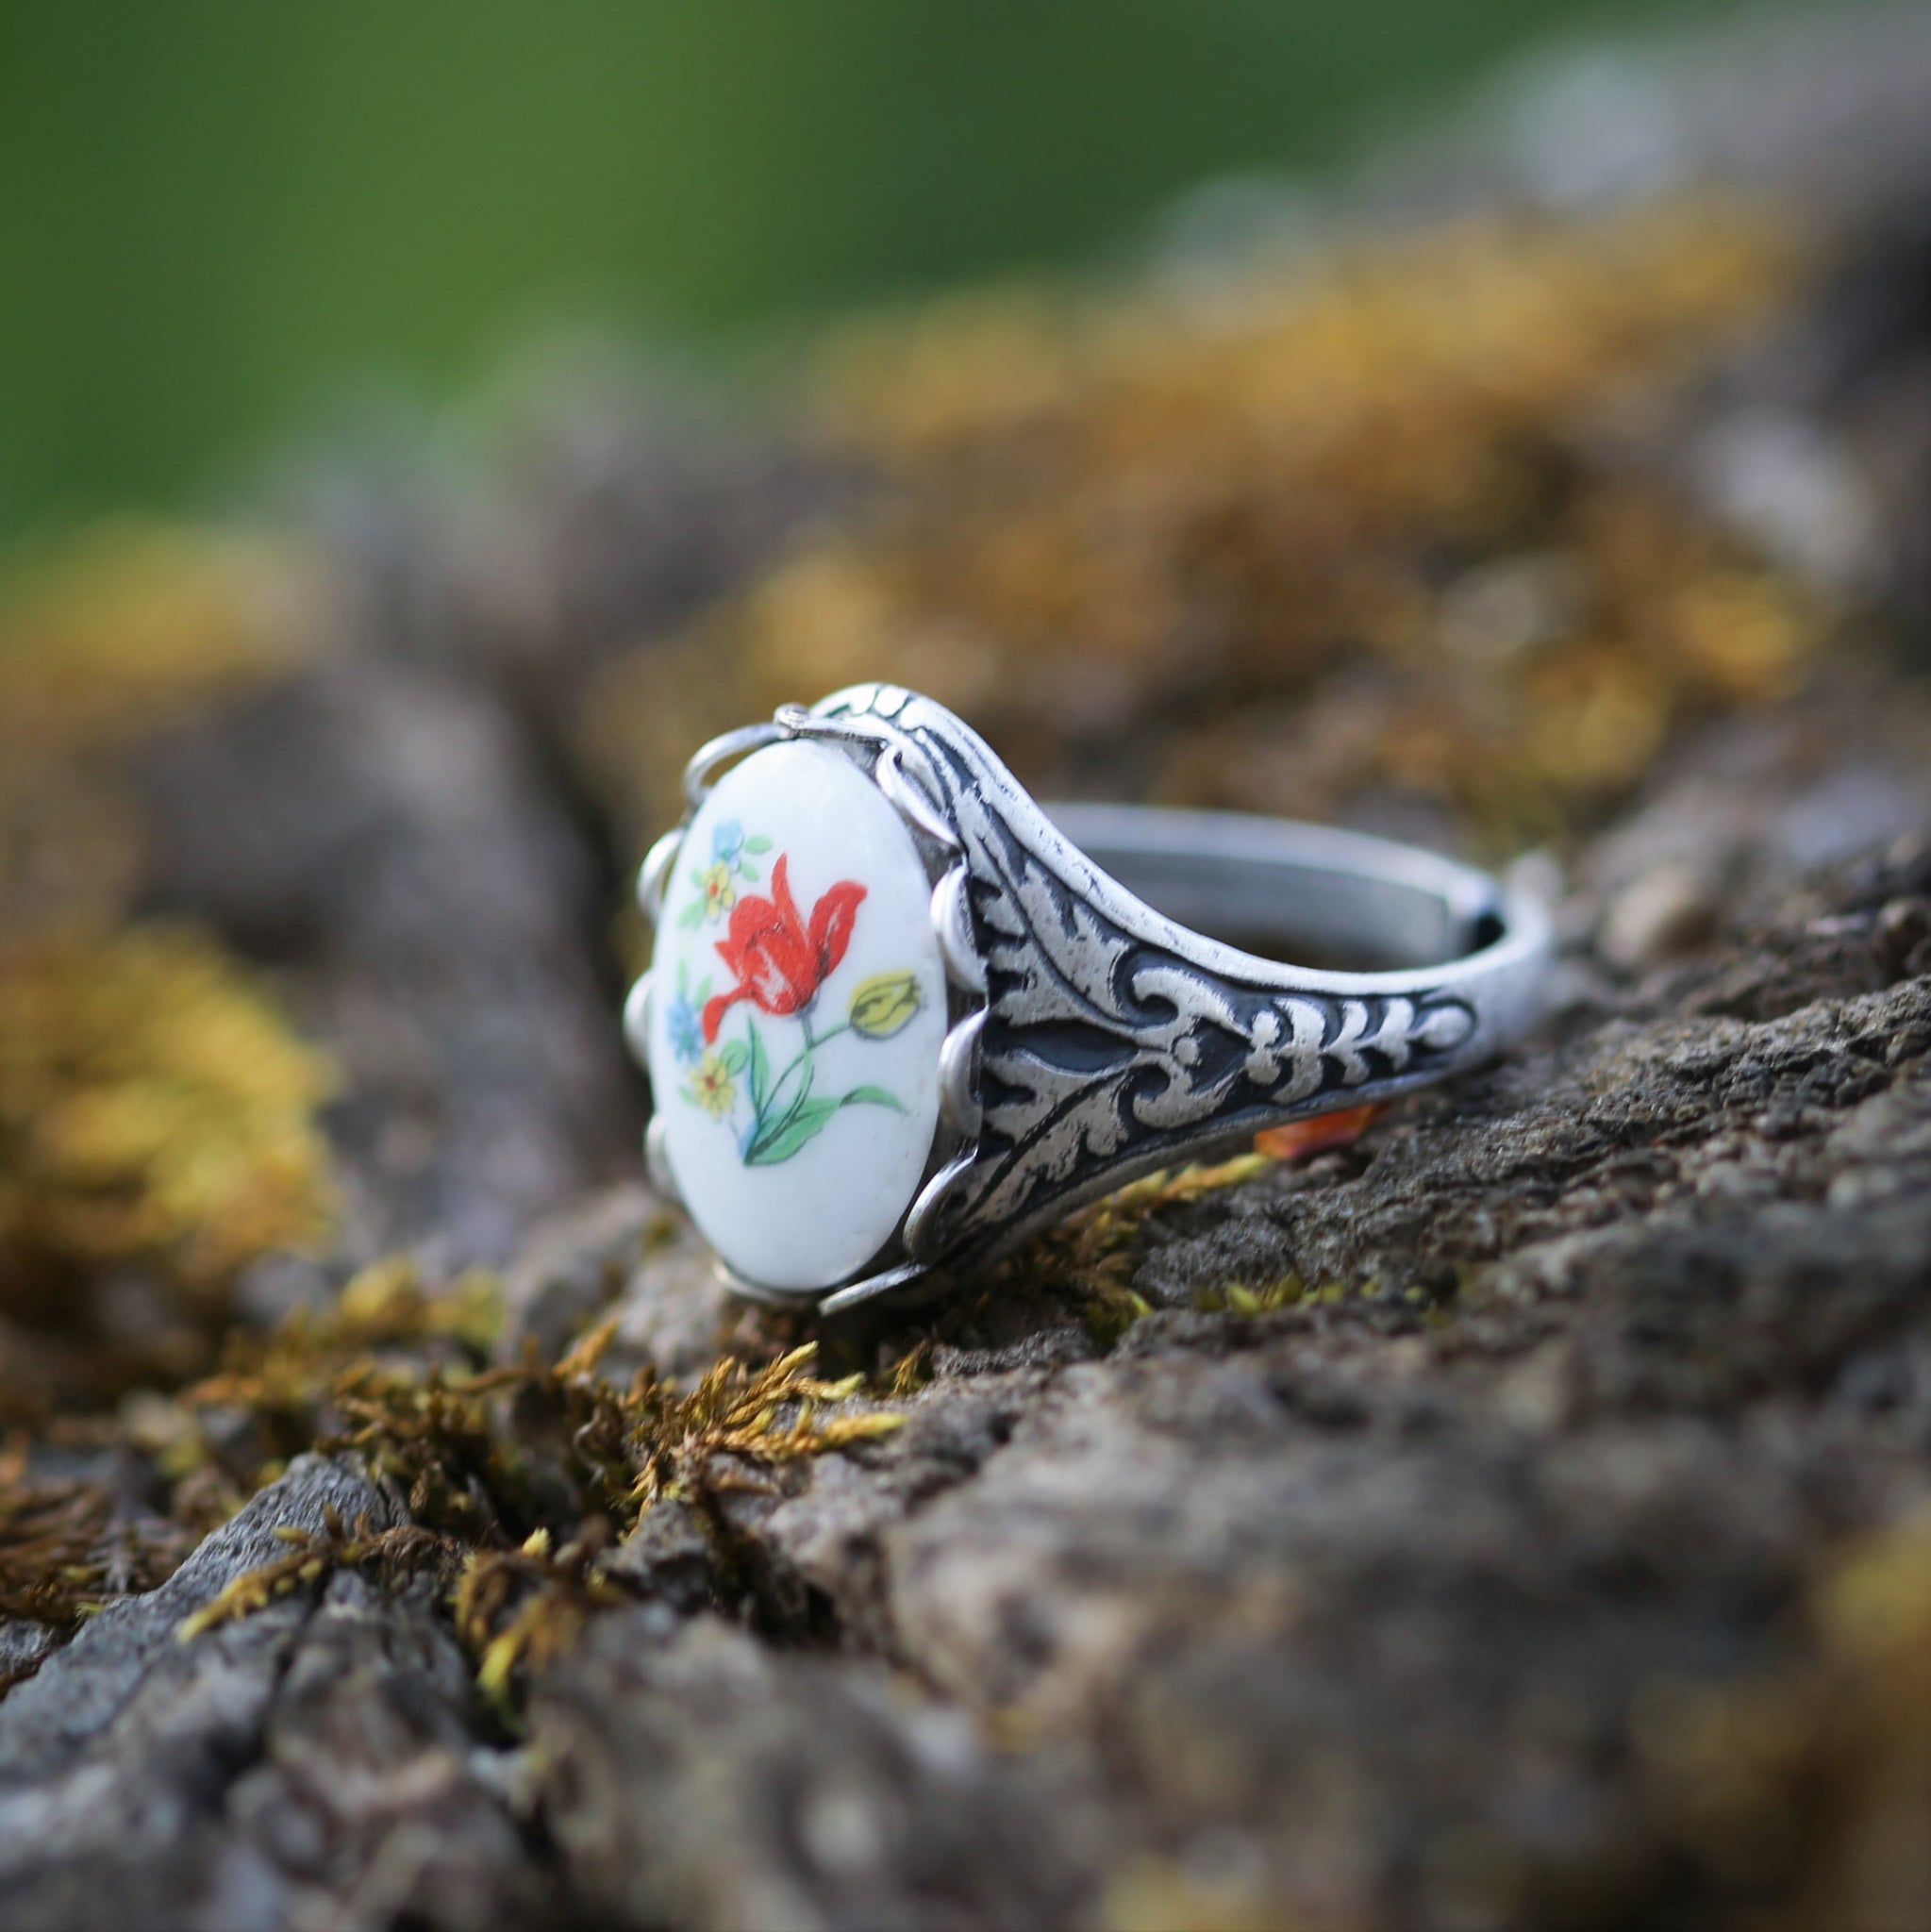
xmin=746 ymin=1095 xmax=841 ymax=1165
xmin=716 ymin=1039 xmax=749 ymax=1074
xmin=841 ymin=1085 xmax=907 ymax=1112
xmin=738 ymin=862 xmax=759 ymax=881
xmin=676 ymin=901 xmax=704 ymax=931
xmin=743 ymin=835 xmax=772 ymax=854
xmin=745 ymin=1021 xmax=771 ymax=1114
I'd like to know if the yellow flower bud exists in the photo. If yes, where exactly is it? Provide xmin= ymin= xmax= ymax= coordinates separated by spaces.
xmin=848 ymin=971 xmax=921 ymax=1040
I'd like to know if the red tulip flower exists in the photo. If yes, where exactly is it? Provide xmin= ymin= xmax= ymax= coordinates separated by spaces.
xmin=702 ymin=855 xmax=866 ymax=1042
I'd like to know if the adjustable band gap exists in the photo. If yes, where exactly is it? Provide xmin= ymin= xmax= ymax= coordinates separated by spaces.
xmin=1045 ymin=805 xmax=1501 ymax=974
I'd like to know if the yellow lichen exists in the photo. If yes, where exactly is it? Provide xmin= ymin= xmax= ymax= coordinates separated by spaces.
xmin=0 ymin=924 xmax=337 ymax=1300
xmin=0 ymin=521 xmax=307 ymax=760
xmin=0 ymin=924 xmax=338 ymax=1423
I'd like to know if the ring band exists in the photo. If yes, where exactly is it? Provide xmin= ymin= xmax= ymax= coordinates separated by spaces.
xmin=625 ymin=684 xmax=1553 ymax=1311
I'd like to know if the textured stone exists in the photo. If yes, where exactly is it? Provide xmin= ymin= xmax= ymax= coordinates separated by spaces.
xmin=0 ymin=1457 xmax=548 ymax=1932
xmin=534 ymin=1612 xmax=1094 ymax=1932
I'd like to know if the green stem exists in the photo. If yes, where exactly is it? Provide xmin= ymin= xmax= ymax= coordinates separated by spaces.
xmin=752 ymin=1007 xmax=864 ymax=1158
xmin=759 ymin=1036 xmax=815 ymax=1137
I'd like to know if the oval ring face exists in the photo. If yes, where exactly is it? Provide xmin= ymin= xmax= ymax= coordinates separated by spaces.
xmin=647 ymin=741 xmax=946 ymax=1291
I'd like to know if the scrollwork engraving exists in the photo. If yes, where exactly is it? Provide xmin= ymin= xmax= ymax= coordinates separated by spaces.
xmin=821 ymin=686 xmax=1480 ymax=1253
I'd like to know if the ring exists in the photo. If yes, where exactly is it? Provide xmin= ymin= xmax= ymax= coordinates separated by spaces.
xmin=624 ymin=684 xmax=1553 ymax=1312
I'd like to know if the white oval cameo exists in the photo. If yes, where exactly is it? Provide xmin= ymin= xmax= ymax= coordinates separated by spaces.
xmin=647 ymin=741 xmax=947 ymax=1291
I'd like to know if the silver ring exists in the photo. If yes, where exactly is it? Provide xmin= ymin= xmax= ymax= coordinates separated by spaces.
xmin=624 ymin=683 xmax=1554 ymax=1312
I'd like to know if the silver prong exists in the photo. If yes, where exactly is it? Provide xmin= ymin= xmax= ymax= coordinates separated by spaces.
xmin=877 ymin=746 xmax=963 ymax=855
xmin=818 ymin=1258 xmax=932 ymax=1316
xmin=682 ymin=721 xmax=787 ymax=810
xmin=644 ymin=1111 xmax=683 ymax=1205
xmin=903 ymin=1150 xmax=977 ymax=1262
xmin=931 ymin=865 xmax=986 ymax=994
xmin=638 ymin=831 xmax=683 ymax=923
xmin=939 ymin=1008 xmax=986 ymax=1137
xmin=623 ymin=973 xmax=654 ymax=1071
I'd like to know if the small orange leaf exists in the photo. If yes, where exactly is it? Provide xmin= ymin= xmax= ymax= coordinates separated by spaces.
xmin=1255 ymin=1103 xmax=1387 ymax=1163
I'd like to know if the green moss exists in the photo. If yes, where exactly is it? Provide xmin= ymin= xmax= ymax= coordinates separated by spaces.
xmin=593 ymin=202 xmax=1811 ymax=850
xmin=974 ymin=1154 xmax=1271 ymax=1348
xmin=1194 ymin=1274 xmax=1306 ymax=1317
xmin=0 ymin=924 xmax=339 ymax=1420
xmin=0 ymin=925 xmax=337 ymax=1291
xmin=168 ymin=1308 xmax=906 ymax=1713
xmin=0 ymin=522 xmax=301 ymax=754
xmin=0 ymin=1449 xmax=195 ymax=1650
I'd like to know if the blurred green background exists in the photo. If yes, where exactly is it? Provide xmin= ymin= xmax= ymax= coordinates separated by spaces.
xmin=2 ymin=0 xmax=1732 ymax=534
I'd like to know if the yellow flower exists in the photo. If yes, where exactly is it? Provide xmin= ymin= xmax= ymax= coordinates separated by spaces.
xmin=701 ymin=863 xmax=737 ymax=920
xmin=688 ymin=1049 xmax=736 ymax=1117
xmin=849 ymin=971 xmax=921 ymax=1040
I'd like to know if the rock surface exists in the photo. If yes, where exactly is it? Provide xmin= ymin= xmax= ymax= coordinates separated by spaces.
xmin=0 ymin=1457 xmax=547 ymax=1932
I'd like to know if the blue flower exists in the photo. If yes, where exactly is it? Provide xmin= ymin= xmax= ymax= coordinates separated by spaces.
xmin=667 ymin=991 xmax=705 ymax=1066
xmin=711 ymin=819 xmax=745 ymax=868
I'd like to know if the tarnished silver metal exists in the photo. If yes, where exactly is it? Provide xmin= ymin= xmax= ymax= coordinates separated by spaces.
xmin=643 ymin=1111 xmax=677 ymax=1199
xmin=937 ymin=1007 xmax=987 ymax=1138
xmin=682 ymin=721 xmax=787 ymax=810
xmin=636 ymin=831 xmax=682 ymax=923
xmin=632 ymin=682 xmax=1555 ymax=1313
xmin=929 ymin=865 xmax=986 ymax=995
xmin=620 ymin=971 xmax=653 ymax=1068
